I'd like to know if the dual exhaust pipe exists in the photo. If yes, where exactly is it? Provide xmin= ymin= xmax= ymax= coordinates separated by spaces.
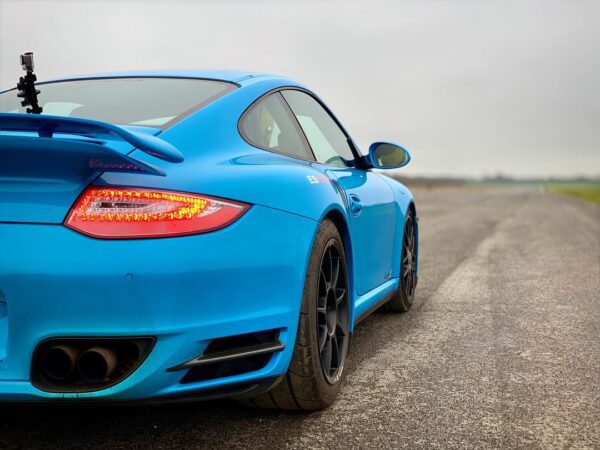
xmin=41 ymin=344 xmax=117 ymax=383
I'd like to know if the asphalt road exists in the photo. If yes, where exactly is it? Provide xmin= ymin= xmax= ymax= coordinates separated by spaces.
xmin=1 ymin=187 xmax=599 ymax=449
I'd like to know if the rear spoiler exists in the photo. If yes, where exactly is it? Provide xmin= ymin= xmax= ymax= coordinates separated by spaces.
xmin=0 ymin=113 xmax=184 ymax=178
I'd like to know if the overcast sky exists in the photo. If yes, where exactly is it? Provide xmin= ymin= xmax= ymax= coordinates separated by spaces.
xmin=1 ymin=0 xmax=598 ymax=178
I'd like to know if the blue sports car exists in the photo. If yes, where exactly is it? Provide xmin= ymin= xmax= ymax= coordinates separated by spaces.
xmin=0 ymin=68 xmax=418 ymax=409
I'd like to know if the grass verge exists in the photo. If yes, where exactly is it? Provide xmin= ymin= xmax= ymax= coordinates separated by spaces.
xmin=545 ymin=184 xmax=600 ymax=206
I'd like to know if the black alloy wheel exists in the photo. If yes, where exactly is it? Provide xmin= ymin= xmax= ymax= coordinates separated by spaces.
xmin=383 ymin=209 xmax=417 ymax=313
xmin=317 ymin=240 xmax=349 ymax=384
xmin=401 ymin=210 xmax=417 ymax=301
xmin=243 ymin=219 xmax=350 ymax=410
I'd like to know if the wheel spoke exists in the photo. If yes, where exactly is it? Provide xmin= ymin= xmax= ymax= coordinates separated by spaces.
xmin=331 ymin=256 xmax=340 ymax=288
xmin=336 ymin=318 xmax=347 ymax=336
xmin=331 ymin=335 xmax=340 ymax=370
xmin=403 ymin=249 xmax=410 ymax=263
xmin=318 ymin=325 xmax=328 ymax=351
xmin=403 ymin=263 xmax=411 ymax=277
xmin=318 ymin=290 xmax=327 ymax=309
xmin=335 ymin=288 xmax=345 ymax=305
xmin=321 ymin=338 xmax=332 ymax=375
xmin=320 ymin=269 xmax=328 ymax=293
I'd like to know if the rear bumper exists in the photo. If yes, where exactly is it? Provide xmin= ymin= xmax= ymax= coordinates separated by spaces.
xmin=0 ymin=205 xmax=317 ymax=401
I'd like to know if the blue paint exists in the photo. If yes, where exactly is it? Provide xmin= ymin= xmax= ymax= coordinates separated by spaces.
xmin=0 ymin=71 xmax=418 ymax=401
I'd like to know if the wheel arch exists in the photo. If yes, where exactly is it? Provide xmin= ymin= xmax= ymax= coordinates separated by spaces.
xmin=320 ymin=207 xmax=357 ymax=328
xmin=407 ymin=201 xmax=419 ymax=274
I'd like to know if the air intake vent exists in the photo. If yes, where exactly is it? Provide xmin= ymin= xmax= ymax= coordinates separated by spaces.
xmin=168 ymin=329 xmax=284 ymax=384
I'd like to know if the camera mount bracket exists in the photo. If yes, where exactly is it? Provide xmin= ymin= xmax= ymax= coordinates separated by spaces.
xmin=16 ymin=52 xmax=43 ymax=114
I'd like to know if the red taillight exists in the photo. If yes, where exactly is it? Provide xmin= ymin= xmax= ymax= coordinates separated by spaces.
xmin=65 ymin=187 xmax=249 ymax=239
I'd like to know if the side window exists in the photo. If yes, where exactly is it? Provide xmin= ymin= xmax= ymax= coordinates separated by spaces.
xmin=240 ymin=93 xmax=313 ymax=160
xmin=281 ymin=90 xmax=355 ymax=167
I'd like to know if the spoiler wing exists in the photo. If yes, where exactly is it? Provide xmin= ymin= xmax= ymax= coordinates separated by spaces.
xmin=0 ymin=113 xmax=184 ymax=178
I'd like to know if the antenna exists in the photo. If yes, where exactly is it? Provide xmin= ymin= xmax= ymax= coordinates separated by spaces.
xmin=16 ymin=52 xmax=43 ymax=114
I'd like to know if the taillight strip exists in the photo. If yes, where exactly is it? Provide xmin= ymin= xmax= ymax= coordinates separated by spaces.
xmin=65 ymin=187 xmax=249 ymax=239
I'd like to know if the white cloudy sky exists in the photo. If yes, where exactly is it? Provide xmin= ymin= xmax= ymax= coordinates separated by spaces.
xmin=1 ymin=0 xmax=598 ymax=178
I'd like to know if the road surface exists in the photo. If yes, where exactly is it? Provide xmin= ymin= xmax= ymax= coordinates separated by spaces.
xmin=1 ymin=187 xmax=599 ymax=449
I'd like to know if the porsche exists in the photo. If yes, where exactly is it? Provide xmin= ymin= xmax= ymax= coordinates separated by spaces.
xmin=0 ymin=70 xmax=418 ymax=409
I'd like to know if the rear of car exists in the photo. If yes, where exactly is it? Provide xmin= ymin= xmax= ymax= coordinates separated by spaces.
xmin=0 ymin=76 xmax=314 ymax=401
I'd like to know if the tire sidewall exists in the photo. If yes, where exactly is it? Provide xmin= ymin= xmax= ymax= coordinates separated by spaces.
xmin=400 ymin=209 xmax=415 ymax=306
xmin=303 ymin=220 xmax=349 ymax=401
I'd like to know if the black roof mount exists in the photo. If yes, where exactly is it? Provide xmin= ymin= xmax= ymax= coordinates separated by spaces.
xmin=16 ymin=52 xmax=43 ymax=114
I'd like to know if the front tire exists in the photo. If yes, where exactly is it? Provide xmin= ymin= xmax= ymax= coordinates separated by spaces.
xmin=384 ymin=208 xmax=417 ymax=313
xmin=245 ymin=219 xmax=350 ymax=410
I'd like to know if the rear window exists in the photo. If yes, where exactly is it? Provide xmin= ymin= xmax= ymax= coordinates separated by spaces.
xmin=0 ymin=77 xmax=235 ymax=128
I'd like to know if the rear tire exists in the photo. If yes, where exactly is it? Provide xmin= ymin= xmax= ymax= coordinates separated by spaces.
xmin=384 ymin=209 xmax=417 ymax=313
xmin=242 ymin=219 xmax=350 ymax=410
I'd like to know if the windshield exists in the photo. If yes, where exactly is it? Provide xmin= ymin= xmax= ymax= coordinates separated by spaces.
xmin=0 ymin=77 xmax=235 ymax=128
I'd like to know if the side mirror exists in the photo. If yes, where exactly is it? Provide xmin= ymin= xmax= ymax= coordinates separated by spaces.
xmin=367 ymin=142 xmax=411 ymax=169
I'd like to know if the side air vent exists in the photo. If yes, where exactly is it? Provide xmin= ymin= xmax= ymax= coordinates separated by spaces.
xmin=168 ymin=329 xmax=284 ymax=384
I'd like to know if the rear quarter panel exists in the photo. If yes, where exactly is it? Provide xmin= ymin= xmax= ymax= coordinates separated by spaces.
xmin=98 ymin=77 xmax=348 ymax=223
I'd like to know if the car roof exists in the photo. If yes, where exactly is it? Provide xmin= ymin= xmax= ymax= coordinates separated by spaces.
xmin=35 ymin=70 xmax=289 ymax=87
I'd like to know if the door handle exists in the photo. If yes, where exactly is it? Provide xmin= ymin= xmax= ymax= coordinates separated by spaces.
xmin=349 ymin=194 xmax=362 ymax=216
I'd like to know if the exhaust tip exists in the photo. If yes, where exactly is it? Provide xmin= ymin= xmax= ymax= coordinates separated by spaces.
xmin=78 ymin=347 xmax=118 ymax=383
xmin=40 ymin=345 xmax=78 ymax=381
xmin=32 ymin=337 xmax=154 ymax=393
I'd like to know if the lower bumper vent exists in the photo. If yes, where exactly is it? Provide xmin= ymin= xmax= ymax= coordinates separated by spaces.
xmin=168 ymin=329 xmax=284 ymax=384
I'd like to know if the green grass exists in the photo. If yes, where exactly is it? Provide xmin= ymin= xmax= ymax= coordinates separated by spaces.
xmin=545 ymin=184 xmax=600 ymax=206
